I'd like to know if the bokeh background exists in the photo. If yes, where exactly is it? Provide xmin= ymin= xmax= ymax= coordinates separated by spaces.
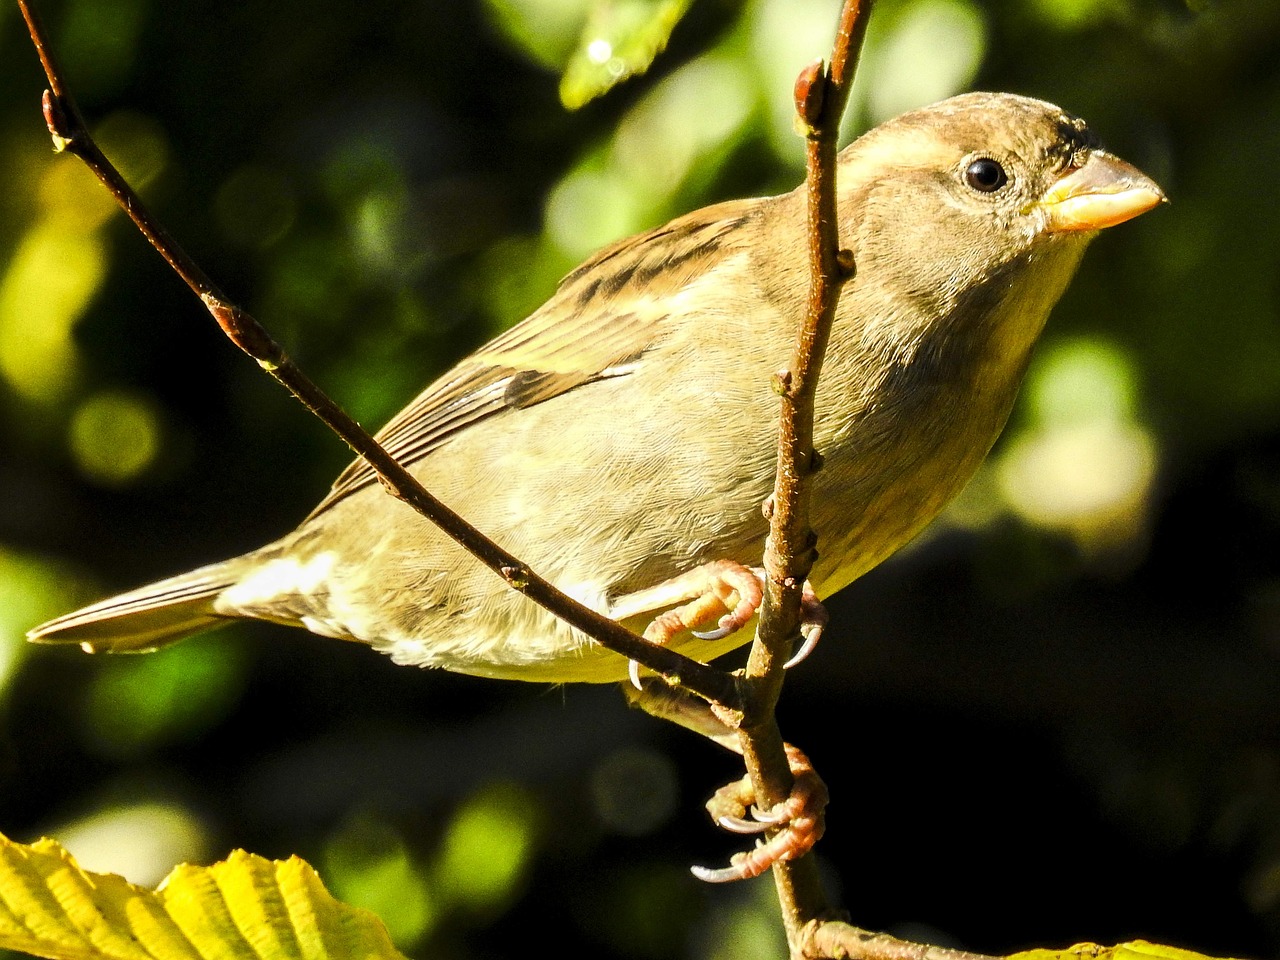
xmin=0 ymin=0 xmax=1278 ymax=957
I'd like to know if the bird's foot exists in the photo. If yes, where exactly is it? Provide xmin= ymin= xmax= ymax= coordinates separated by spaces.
xmin=610 ymin=561 xmax=828 ymax=688
xmin=691 ymin=744 xmax=828 ymax=883
xmin=611 ymin=560 xmax=760 ymax=689
xmin=642 ymin=560 xmax=763 ymax=644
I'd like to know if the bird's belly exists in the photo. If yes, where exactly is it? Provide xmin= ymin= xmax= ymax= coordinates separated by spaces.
xmin=280 ymin=349 xmax=1020 ymax=682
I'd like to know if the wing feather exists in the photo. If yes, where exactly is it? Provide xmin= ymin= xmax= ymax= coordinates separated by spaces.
xmin=308 ymin=199 xmax=755 ymax=516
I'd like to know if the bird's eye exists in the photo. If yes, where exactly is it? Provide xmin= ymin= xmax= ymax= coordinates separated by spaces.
xmin=964 ymin=158 xmax=1008 ymax=193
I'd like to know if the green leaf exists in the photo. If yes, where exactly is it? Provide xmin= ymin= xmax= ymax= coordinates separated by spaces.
xmin=560 ymin=0 xmax=694 ymax=109
xmin=0 ymin=832 xmax=407 ymax=960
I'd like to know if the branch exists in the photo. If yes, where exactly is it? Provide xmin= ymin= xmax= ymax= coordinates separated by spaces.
xmin=14 ymin=0 xmax=739 ymax=709
xmin=799 ymin=921 xmax=1000 ymax=960
xmin=730 ymin=0 xmax=872 ymax=951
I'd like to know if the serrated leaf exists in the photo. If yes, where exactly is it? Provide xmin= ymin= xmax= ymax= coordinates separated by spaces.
xmin=0 ymin=832 xmax=407 ymax=960
xmin=1011 ymin=941 xmax=1245 ymax=960
xmin=560 ymin=0 xmax=693 ymax=109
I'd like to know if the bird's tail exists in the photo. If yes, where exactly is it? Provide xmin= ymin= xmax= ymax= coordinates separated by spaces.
xmin=27 ymin=559 xmax=244 ymax=653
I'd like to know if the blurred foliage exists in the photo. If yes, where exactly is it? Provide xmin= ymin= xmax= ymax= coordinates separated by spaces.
xmin=80 ymin=634 xmax=248 ymax=757
xmin=0 ymin=0 xmax=1278 ymax=958
xmin=558 ymin=0 xmax=695 ymax=109
xmin=322 ymin=781 xmax=538 ymax=948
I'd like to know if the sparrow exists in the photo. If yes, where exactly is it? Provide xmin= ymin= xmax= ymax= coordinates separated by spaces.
xmin=29 ymin=92 xmax=1165 ymax=686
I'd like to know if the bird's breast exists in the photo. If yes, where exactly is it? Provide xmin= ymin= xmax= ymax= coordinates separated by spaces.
xmin=805 ymin=243 xmax=1087 ymax=595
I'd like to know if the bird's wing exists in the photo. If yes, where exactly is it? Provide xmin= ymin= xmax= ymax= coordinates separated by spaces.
xmin=309 ymin=200 xmax=753 ymax=517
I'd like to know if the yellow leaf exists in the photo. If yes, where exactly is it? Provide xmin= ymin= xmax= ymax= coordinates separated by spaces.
xmin=0 ymin=832 xmax=407 ymax=960
xmin=1012 ymin=940 xmax=1246 ymax=960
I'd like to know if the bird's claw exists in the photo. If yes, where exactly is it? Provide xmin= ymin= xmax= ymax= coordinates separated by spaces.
xmin=691 ymin=620 xmax=734 ymax=641
xmin=691 ymin=744 xmax=828 ymax=883
xmin=782 ymin=582 xmax=829 ymax=669
xmin=716 ymin=813 xmax=770 ymax=835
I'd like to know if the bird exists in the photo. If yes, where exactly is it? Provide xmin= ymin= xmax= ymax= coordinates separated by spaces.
xmin=29 ymin=92 xmax=1165 ymax=687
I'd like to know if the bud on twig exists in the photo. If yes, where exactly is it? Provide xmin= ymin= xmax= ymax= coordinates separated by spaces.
xmin=41 ymin=89 xmax=72 ymax=152
xmin=793 ymin=59 xmax=828 ymax=135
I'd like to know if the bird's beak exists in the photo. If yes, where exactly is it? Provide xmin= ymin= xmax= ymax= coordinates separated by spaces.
xmin=1037 ymin=151 xmax=1166 ymax=233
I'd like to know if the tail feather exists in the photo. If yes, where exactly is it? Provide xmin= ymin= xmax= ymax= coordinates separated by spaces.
xmin=27 ymin=560 xmax=241 ymax=653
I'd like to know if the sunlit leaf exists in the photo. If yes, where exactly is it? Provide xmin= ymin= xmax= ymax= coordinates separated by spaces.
xmin=1013 ymin=941 xmax=1244 ymax=960
xmin=0 ymin=832 xmax=407 ymax=960
xmin=560 ymin=0 xmax=694 ymax=109
xmin=481 ymin=0 xmax=594 ymax=69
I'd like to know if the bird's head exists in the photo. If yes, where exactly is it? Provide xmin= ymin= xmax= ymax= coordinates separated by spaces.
xmin=836 ymin=91 xmax=1165 ymax=318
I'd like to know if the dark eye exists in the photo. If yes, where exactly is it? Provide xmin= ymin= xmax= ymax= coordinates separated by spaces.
xmin=964 ymin=158 xmax=1008 ymax=193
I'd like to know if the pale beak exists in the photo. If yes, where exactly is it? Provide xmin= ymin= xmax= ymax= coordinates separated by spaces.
xmin=1038 ymin=151 xmax=1166 ymax=233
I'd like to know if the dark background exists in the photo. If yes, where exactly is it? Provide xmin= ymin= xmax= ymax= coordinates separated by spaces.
xmin=0 ymin=0 xmax=1278 ymax=958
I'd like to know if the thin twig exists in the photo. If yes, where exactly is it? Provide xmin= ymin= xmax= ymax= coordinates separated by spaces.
xmin=732 ymin=0 xmax=873 ymax=952
xmin=799 ymin=921 xmax=1002 ymax=960
xmin=15 ymin=0 xmax=739 ymax=708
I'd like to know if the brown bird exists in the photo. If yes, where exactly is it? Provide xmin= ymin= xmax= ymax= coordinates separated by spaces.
xmin=30 ymin=92 xmax=1165 ymax=688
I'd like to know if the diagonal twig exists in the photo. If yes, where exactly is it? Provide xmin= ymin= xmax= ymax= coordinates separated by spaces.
xmin=14 ymin=0 xmax=739 ymax=708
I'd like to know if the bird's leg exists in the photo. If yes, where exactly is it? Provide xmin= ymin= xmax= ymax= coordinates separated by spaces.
xmin=608 ymin=561 xmax=829 ymax=688
xmin=624 ymin=680 xmax=829 ymax=883
xmin=622 ymin=674 xmax=743 ymax=750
